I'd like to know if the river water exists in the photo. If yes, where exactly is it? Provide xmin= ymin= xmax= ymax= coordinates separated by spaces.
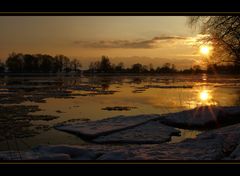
xmin=0 ymin=74 xmax=240 ymax=150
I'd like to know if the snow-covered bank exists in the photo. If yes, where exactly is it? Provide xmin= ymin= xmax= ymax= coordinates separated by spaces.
xmin=93 ymin=121 xmax=180 ymax=144
xmin=160 ymin=106 xmax=240 ymax=129
xmin=55 ymin=114 xmax=163 ymax=139
xmin=55 ymin=106 xmax=240 ymax=144
xmin=2 ymin=122 xmax=240 ymax=160
xmin=1 ymin=105 xmax=240 ymax=160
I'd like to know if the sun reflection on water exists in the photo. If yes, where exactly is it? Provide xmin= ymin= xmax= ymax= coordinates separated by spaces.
xmin=202 ymin=74 xmax=207 ymax=81
xmin=197 ymin=88 xmax=217 ymax=106
xmin=185 ymin=87 xmax=217 ymax=109
xmin=183 ymin=74 xmax=218 ymax=108
xmin=199 ymin=90 xmax=210 ymax=101
xmin=196 ymin=74 xmax=217 ymax=106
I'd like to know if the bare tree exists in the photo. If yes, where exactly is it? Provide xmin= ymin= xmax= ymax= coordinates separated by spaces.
xmin=188 ymin=16 xmax=240 ymax=65
xmin=71 ymin=59 xmax=82 ymax=72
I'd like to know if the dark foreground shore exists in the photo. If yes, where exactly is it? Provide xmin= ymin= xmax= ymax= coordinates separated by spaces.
xmin=1 ymin=106 xmax=240 ymax=160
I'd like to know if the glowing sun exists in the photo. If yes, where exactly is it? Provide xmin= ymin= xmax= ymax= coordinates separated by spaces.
xmin=200 ymin=45 xmax=210 ymax=55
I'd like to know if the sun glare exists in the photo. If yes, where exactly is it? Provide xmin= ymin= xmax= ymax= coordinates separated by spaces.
xmin=200 ymin=45 xmax=210 ymax=55
xmin=199 ymin=90 xmax=209 ymax=101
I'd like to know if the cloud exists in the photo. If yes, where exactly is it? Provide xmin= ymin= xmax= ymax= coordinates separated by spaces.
xmin=73 ymin=35 xmax=188 ymax=49
xmin=185 ymin=34 xmax=210 ymax=46
xmin=152 ymin=36 xmax=187 ymax=40
xmin=73 ymin=39 xmax=155 ymax=49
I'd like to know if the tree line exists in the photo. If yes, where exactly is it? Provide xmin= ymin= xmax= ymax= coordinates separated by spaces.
xmin=86 ymin=56 xmax=178 ymax=74
xmin=0 ymin=53 xmax=239 ymax=74
xmin=0 ymin=52 xmax=82 ymax=73
xmin=85 ymin=56 xmax=240 ymax=74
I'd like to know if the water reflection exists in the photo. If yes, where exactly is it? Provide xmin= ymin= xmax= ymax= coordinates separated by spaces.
xmin=202 ymin=73 xmax=207 ymax=81
xmin=194 ymin=74 xmax=218 ymax=107
xmin=1 ymin=75 xmax=240 ymax=150
xmin=195 ymin=87 xmax=217 ymax=106
xmin=185 ymin=74 xmax=218 ymax=108
xmin=199 ymin=90 xmax=210 ymax=101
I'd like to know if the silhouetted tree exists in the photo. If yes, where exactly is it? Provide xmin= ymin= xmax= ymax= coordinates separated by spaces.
xmin=161 ymin=63 xmax=171 ymax=73
xmin=0 ymin=61 xmax=5 ymax=72
xmin=23 ymin=54 xmax=36 ymax=72
xmin=70 ymin=59 xmax=82 ymax=72
xmin=171 ymin=64 xmax=177 ymax=73
xmin=188 ymin=16 xmax=240 ymax=66
xmin=192 ymin=65 xmax=202 ymax=73
xmin=89 ymin=62 xmax=95 ymax=73
xmin=206 ymin=63 xmax=240 ymax=74
xmin=181 ymin=68 xmax=194 ymax=74
xmin=142 ymin=65 xmax=149 ymax=72
xmin=89 ymin=61 xmax=101 ymax=73
xmin=131 ymin=63 xmax=144 ymax=73
xmin=115 ymin=62 xmax=124 ymax=72
xmin=6 ymin=53 xmax=24 ymax=72
xmin=5 ymin=53 xmax=76 ymax=73
xmin=100 ymin=56 xmax=112 ymax=73
xmin=149 ymin=63 xmax=155 ymax=73
xmin=39 ymin=54 xmax=54 ymax=72
xmin=54 ymin=55 xmax=66 ymax=72
xmin=155 ymin=63 xmax=177 ymax=73
xmin=62 ymin=56 xmax=71 ymax=73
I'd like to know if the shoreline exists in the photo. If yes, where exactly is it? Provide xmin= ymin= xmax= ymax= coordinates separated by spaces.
xmin=0 ymin=72 xmax=240 ymax=77
xmin=1 ymin=105 xmax=240 ymax=160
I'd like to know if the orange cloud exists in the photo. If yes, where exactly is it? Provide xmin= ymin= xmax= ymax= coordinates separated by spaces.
xmin=73 ymin=35 xmax=188 ymax=49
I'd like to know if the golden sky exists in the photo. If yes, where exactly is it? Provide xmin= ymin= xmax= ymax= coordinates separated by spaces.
xmin=0 ymin=16 xmax=202 ymax=69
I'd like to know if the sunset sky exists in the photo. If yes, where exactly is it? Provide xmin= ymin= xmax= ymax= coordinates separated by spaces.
xmin=0 ymin=16 xmax=203 ymax=69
